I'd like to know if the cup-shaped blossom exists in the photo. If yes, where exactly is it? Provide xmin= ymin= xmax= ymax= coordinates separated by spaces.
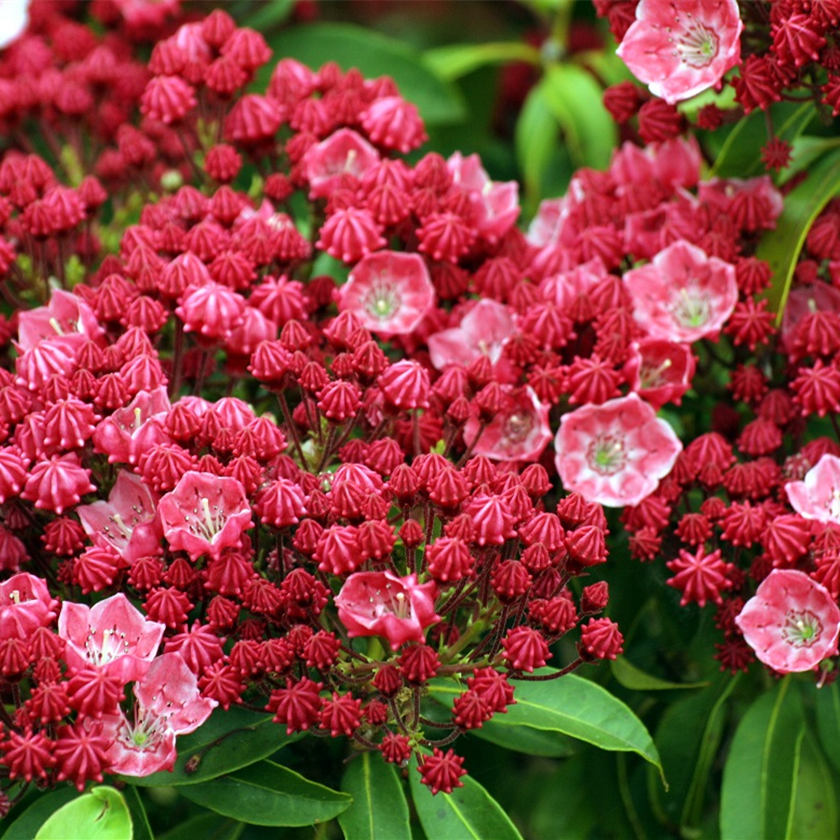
xmin=616 ymin=0 xmax=743 ymax=104
xmin=0 ymin=573 xmax=58 ymax=640
xmin=58 ymin=593 xmax=165 ymax=683
xmin=624 ymin=338 xmax=697 ymax=409
xmin=623 ymin=240 xmax=738 ymax=344
xmin=555 ymin=393 xmax=682 ymax=507
xmin=786 ymin=454 xmax=840 ymax=524
xmin=735 ymin=570 xmax=840 ymax=673
xmin=335 ymin=571 xmax=440 ymax=649
xmin=302 ymin=128 xmax=380 ymax=199
xmin=77 ymin=470 xmax=162 ymax=564
xmin=464 ymin=386 xmax=552 ymax=463
xmin=17 ymin=289 xmax=104 ymax=354
xmin=338 ymin=251 xmax=435 ymax=337
xmin=101 ymin=652 xmax=217 ymax=777
xmin=92 ymin=387 xmax=173 ymax=466
xmin=158 ymin=471 xmax=252 ymax=562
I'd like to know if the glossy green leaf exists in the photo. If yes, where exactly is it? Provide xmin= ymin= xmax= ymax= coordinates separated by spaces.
xmin=470 ymin=716 xmax=574 ymax=757
xmin=263 ymin=24 xmax=464 ymax=124
xmin=648 ymin=674 xmax=738 ymax=833
xmin=538 ymin=63 xmax=617 ymax=172
xmin=339 ymin=752 xmax=411 ymax=840
xmin=790 ymin=727 xmax=838 ymax=840
xmin=34 ymin=787 xmax=131 ymax=840
xmin=515 ymin=85 xmax=565 ymax=214
xmin=156 ymin=814 xmax=244 ymax=840
xmin=720 ymin=677 xmax=805 ymax=840
xmin=409 ymin=755 xmax=524 ymax=840
xmin=423 ymin=42 xmax=541 ymax=82
xmin=429 ymin=672 xmax=661 ymax=772
xmin=179 ymin=760 xmax=351 ymax=826
xmin=239 ymin=0 xmax=295 ymax=31
xmin=1 ymin=788 xmax=78 ymax=840
xmin=123 ymin=705 xmax=302 ymax=787
xmin=815 ymin=680 xmax=840 ymax=773
xmin=779 ymin=136 xmax=840 ymax=185
xmin=611 ymin=657 xmax=709 ymax=691
xmin=757 ymin=148 xmax=840 ymax=320
xmin=122 ymin=788 xmax=152 ymax=840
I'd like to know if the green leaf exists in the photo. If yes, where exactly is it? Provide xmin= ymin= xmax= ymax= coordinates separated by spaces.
xmin=239 ymin=0 xmax=295 ymax=30
xmin=648 ymin=674 xmax=738 ymax=834
xmin=538 ymin=63 xmax=617 ymax=172
xmin=720 ymin=677 xmax=805 ymax=840
xmin=429 ymin=672 xmax=661 ymax=773
xmin=757 ymin=148 xmax=840 ymax=320
xmin=611 ymin=657 xmax=710 ymax=691
xmin=339 ymin=752 xmax=411 ymax=840
xmin=470 ymin=717 xmax=574 ymax=757
xmin=122 ymin=705 xmax=302 ymax=787
xmin=815 ymin=680 xmax=840 ymax=774
xmin=35 ymin=787 xmax=131 ymax=840
xmin=780 ymin=136 xmax=840 ymax=186
xmin=156 ymin=814 xmax=244 ymax=840
xmin=423 ymin=42 xmax=541 ymax=82
xmin=790 ymin=727 xmax=839 ymax=840
xmin=409 ymin=755 xmax=524 ymax=840
xmin=178 ymin=760 xmax=352 ymax=826
xmin=1 ymin=788 xmax=78 ymax=840
xmin=262 ymin=24 xmax=464 ymax=124
xmin=121 ymin=788 xmax=152 ymax=840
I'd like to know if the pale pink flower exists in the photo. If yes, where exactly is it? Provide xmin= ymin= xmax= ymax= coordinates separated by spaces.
xmin=338 ymin=251 xmax=435 ymax=337
xmin=158 ymin=471 xmax=252 ymax=562
xmin=302 ymin=128 xmax=380 ymax=199
xmin=335 ymin=571 xmax=440 ymax=649
xmin=0 ymin=573 xmax=58 ymax=640
xmin=610 ymin=137 xmax=702 ymax=191
xmin=555 ymin=393 xmax=682 ymax=507
xmin=427 ymin=299 xmax=516 ymax=376
xmin=464 ymin=386 xmax=552 ymax=463
xmin=616 ymin=0 xmax=743 ymax=104
xmin=623 ymin=240 xmax=738 ymax=343
xmin=17 ymin=289 xmax=103 ymax=353
xmin=58 ymin=593 xmax=165 ymax=683
xmin=736 ymin=570 xmax=840 ymax=673
xmin=624 ymin=338 xmax=696 ymax=409
xmin=77 ymin=471 xmax=162 ymax=564
xmin=0 ymin=0 xmax=30 ymax=50
xmin=786 ymin=454 xmax=840 ymax=525
xmin=101 ymin=652 xmax=217 ymax=777
xmin=92 ymin=387 xmax=172 ymax=465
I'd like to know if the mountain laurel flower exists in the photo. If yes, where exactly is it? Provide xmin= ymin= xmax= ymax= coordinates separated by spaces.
xmin=302 ymin=128 xmax=380 ymax=199
xmin=335 ymin=571 xmax=440 ymax=649
xmin=158 ymin=471 xmax=252 ymax=562
xmin=555 ymin=393 xmax=682 ymax=507
xmin=735 ymin=570 xmax=840 ymax=673
xmin=623 ymin=240 xmax=738 ymax=344
xmin=0 ymin=573 xmax=58 ymax=641
xmin=58 ymin=593 xmax=165 ymax=683
xmin=616 ymin=0 xmax=743 ymax=104
xmin=338 ymin=251 xmax=435 ymax=337
xmin=786 ymin=454 xmax=840 ymax=524
xmin=624 ymin=338 xmax=697 ymax=409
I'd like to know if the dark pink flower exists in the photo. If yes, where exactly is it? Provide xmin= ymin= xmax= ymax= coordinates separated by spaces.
xmin=77 ymin=470 xmax=162 ymax=564
xmin=16 ymin=290 xmax=103 ymax=354
xmin=158 ymin=471 xmax=252 ymax=562
xmin=623 ymin=240 xmax=738 ymax=343
xmin=624 ymin=338 xmax=696 ymax=409
xmin=338 ymin=251 xmax=435 ymax=337
xmin=616 ymin=0 xmax=743 ymax=104
xmin=58 ymin=593 xmax=165 ymax=683
xmin=786 ymin=454 xmax=840 ymax=525
xmin=92 ymin=387 xmax=173 ymax=466
xmin=302 ymin=128 xmax=380 ymax=199
xmin=555 ymin=393 xmax=682 ymax=507
xmin=736 ymin=570 xmax=840 ymax=673
xmin=0 ymin=573 xmax=58 ymax=641
xmin=464 ymin=386 xmax=552 ymax=463
xmin=335 ymin=571 xmax=440 ymax=648
xmin=20 ymin=454 xmax=95 ymax=515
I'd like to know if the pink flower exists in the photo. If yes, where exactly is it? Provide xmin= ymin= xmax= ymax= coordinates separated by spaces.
xmin=0 ymin=0 xmax=30 ymax=50
xmin=555 ymin=393 xmax=682 ymax=507
xmin=786 ymin=454 xmax=840 ymax=524
xmin=624 ymin=338 xmax=696 ymax=409
xmin=616 ymin=0 xmax=743 ymax=104
xmin=58 ymin=593 xmax=165 ymax=683
xmin=101 ymin=652 xmax=217 ymax=777
xmin=735 ymin=570 xmax=840 ymax=673
xmin=610 ymin=137 xmax=702 ymax=191
xmin=338 ymin=251 xmax=435 ymax=337
xmin=335 ymin=571 xmax=440 ymax=648
xmin=623 ymin=240 xmax=738 ymax=343
xmin=77 ymin=470 xmax=162 ymax=564
xmin=158 ymin=471 xmax=252 ymax=562
xmin=0 ymin=573 xmax=58 ymax=640
xmin=92 ymin=387 xmax=173 ymax=466
xmin=464 ymin=386 xmax=552 ymax=463
xmin=302 ymin=129 xmax=380 ymax=199
xmin=427 ymin=299 xmax=516 ymax=376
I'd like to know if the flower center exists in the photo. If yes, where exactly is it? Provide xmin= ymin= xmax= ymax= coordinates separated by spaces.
xmin=364 ymin=278 xmax=401 ymax=321
xmin=119 ymin=707 xmax=165 ymax=753
xmin=586 ymin=434 xmax=627 ymax=476
xmin=781 ymin=609 xmax=823 ymax=647
xmin=503 ymin=412 xmax=532 ymax=444
xmin=639 ymin=358 xmax=673 ymax=389
xmin=672 ymin=17 xmax=719 ymax=68
xmin=670 ymin=284 xmax=711 ymax=329
xmin=86 ymin=625 xmax=131 ymax=666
